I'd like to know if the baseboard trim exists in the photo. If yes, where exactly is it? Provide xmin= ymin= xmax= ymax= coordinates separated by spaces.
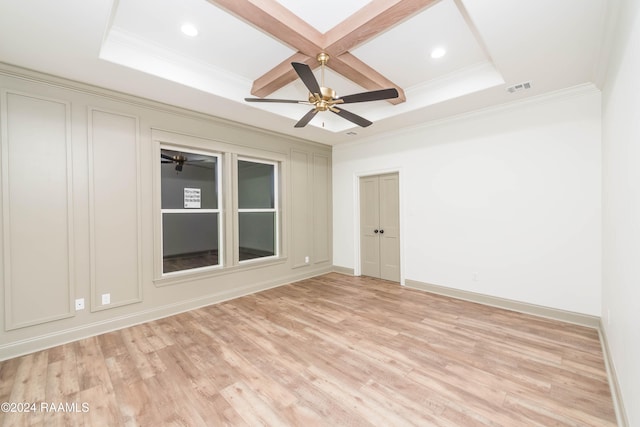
xmin=404 ymin=279 xmax=600 ymax=328
xmin=599 ymin=324 xmax=629 ymax=427
xmin=333 ymin=266 xmax=355 ymax=276
xmin=0 ymin=266 xmax=332 ymax=361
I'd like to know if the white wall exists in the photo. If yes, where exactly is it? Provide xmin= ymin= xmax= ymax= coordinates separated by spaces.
xmin=334 ymin=88 xmax=602 ymax=316
xmin=601 ymin=0 xmax=640 ymax=424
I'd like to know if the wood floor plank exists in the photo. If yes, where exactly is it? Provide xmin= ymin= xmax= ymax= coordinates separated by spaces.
xmin=79 ymin=383 xmax=122 ymax=427
xmin=360 ymin=380 xmax=450 ymax=426
xmin=0 ymin=273 xmax=617 ymax=426
xmin=302 ymin=365 xmax=412 ymax=427
xmin=220 ymin=380 xmax=288 ymax=427
xmin=110 ymin=379 xmax=162 ymax=427
xmin=74 ymin=337 xmax=112 ymax=393
xmin=96 ymin=332 xmax=127 ymax=360
xmin=46 ymin=359 xmax=80 ymax=401
xmin=0 ymin=358 xmax=19 ymax=403
xmin=118 ymin=328 xmax=165 ymax=380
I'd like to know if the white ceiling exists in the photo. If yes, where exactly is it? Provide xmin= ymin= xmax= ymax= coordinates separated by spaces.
xmin=0 ymin=0 xmax=608 ymax=145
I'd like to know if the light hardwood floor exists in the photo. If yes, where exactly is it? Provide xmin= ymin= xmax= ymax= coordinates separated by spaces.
xmin=0 ymin=273 xmax=616 ymax=426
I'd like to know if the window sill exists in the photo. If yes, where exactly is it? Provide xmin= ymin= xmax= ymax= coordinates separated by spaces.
xmin=153 ymin=256 xmax=288 ymax=287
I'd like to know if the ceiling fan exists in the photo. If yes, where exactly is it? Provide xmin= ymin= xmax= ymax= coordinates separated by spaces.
xmin=244 ymin=53 xmax=399 ymax=128
xmin=161 ymin=151 xmax=212 ymax=172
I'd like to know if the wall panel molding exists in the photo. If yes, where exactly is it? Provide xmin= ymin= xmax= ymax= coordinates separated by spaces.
xmin=1 ymin=90 xmax=75 ymax=330
xmin=313 ymin=153 xmax=331 ymax=264
xmin=0 ymin=66 xmax=331 ymax=362
xmin=88 ymin=108 xmax=142 ymax=311
xmin=291 ymin=149 xmax=310 ymax=268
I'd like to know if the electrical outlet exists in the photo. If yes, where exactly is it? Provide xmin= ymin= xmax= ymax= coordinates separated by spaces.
xmin=102 ymin=293 xmax=111 ymax=305
xmin=305 ymin=256 xmax=310 ymax=264
xmin=75 ymin=298 xmax=85 ymax=310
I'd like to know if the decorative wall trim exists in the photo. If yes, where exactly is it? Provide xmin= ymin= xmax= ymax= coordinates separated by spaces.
xmin=291 ymin=149 xmax=310 ymax=269
xmin=0 ymin=266 xmax=333 ymax=361
xmin=599 ymin=324 xmax=629 ymax=427
xmin=404 ymin=279 xmax=600 ymax=328
xmin=0 ymin=66 xmax=332 ymax=363
xmin=87 ymin=108 xmax=143 ymax=312
xmin=1 ymin=90 xmax=75 ymax=330
xmin=313 ymin=153 xmax=331 ymax=264
xmin=0 ymin=62 xmax=329 ymax=152
xmin=333 ymin=266 xmax=355 ymax=276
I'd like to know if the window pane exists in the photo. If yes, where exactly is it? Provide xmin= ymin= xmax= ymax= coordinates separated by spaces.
xmin=238 ymin=212 xmax=275 ymax=261
xmin=238 ymin=160 xmax=274 ymax=209
xmin=162 ymin=213 xmax=219 ymax=273
xmin=161 ymin=149 xmax=217 ymax=209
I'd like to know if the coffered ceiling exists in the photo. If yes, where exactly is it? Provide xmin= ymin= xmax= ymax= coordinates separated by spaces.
xmin=0 ymin=0 xmax=609 ymax=145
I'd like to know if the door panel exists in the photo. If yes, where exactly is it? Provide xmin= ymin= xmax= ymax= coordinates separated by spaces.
xmin=360 ymin=176 xmax=380 ymax=278
xmin=359 ymin=173 xmax=400 ymax=282
xmin=379 ymin=174 xmax=400 ymax=282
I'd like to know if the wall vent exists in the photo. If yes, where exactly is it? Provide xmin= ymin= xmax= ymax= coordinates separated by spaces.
xmin=506 ymin=81 xmax=532 ymax=93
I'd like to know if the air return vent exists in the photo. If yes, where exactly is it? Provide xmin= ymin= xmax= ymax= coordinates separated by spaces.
xmin=506 ymin=81 xmax=532 ymax=93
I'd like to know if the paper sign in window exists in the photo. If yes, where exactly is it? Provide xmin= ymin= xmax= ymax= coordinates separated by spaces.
xmin=184 ymin=188 xmax=201 ymax=208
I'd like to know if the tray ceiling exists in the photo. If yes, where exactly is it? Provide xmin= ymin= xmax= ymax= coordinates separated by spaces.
xmin=0 ymin=0 xmax=608 ymax=145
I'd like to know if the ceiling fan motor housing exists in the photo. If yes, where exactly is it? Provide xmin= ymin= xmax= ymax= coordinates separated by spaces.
xmin=310 ymin=87 xmax=338 ymax=111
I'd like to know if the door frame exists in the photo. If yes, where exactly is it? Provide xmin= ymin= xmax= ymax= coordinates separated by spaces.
xmin=353 ymin=168 xmax=405 ymax=285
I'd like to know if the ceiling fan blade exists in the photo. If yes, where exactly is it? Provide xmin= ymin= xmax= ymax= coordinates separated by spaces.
xmin=294 ymin=109 xmax=318 ymax=128
xmin=185 ymin=162 xmax=214 ymax=170
xmin=331 ymin=107 xmax=373 ymax=128
xmin=244 ymin=98 xmax=306 ymax=103
xmin=292 ymin=62 xmax=321 ymax=95
xmin=337 ymin=88 xmax=399 ymax=104
xmin=161 ymin=153 xmax=175 ymax=161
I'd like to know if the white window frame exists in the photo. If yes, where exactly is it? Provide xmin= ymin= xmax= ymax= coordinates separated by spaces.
xmin=237 ymin=157 xmax=280 ymax=264
xmin=159 ymin=145 xmax=223 ymax=277
xmin=152 ymin=129 xmax=288 ymax=287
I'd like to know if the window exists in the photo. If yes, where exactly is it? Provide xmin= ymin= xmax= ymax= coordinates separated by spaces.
xmin=237 ymin=159 xmax=279 ymax=262
xmin=154 ymin=130 xmax=287 ymax=283
xmin=160 ymin=147 xmax=221 ymax=274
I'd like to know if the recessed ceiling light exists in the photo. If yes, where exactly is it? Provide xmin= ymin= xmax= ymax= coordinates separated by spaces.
xmin=180 ymin=23 xmax=199 ymax=37
xmin=430 ymin=47 xmax=447 ymax=59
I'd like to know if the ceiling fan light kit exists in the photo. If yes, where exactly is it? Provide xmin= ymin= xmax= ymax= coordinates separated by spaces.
xmin=245 ymin=53 xmax=399 ymax=128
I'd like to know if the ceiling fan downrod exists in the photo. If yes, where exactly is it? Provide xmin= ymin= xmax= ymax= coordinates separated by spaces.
xmin=317 ymin=52 xmax=329 ymax=87
xmin=310 ymin=52 xmax=337 ymax=112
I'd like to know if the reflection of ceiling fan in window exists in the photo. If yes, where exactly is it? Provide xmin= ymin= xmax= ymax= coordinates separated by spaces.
xmin=244 ymin=53 xmax=399 ymax=128
xmin=160 ymin=151 xmax=214 ymax=172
